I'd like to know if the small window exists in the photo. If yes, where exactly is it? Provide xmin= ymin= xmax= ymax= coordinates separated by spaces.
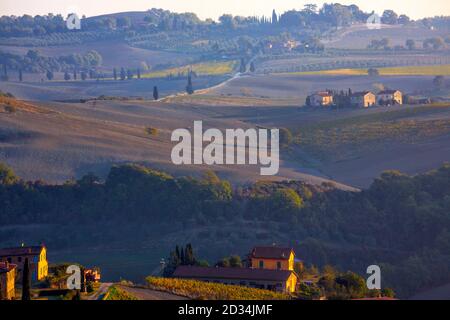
xmin=277 ymin=261 xmax=282 ymax=270
xmin=259 ymin=260 xmax=264 ymax=269
xmin=7 ymin=258 xmax=12 ymax=263
xmin=18 ymin=257 xmax=22 ymax=263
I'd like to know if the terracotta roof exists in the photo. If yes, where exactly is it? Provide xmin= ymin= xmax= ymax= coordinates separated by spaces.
xmin=173 ymin=266 xmax=294 ymax=282
xmin=312 ymin=92 xmax=333 ymax=97
xmin=251 ymin=247 xmax=294 ymax=260
xmin=378 ymin=90 xmax=400 ymax=95
xmin=351 ymin=91 xmax=374 ymax=97
xmin=0 ymin=262 xmax=17 ymax=273
xmin=0 ymin=245 xmax=44 ymax=257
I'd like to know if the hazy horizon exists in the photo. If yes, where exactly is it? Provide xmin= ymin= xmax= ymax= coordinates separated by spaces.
xmin=0 ymin=0 xmax=449 ymax=21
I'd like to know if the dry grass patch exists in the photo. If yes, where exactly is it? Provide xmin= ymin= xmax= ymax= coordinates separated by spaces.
xmin=282 ymin=64 xmax=450 ymax=76
xmin=295 ymin=104 xmax=450 ymax=160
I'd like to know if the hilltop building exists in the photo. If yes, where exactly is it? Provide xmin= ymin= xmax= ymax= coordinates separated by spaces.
xmin=0 ymin=262 xmax=17 ymax=300
xmin=307 ymin=91 xmax=334 ymax=107
xmin=350 ymin=91 xmax=376 ymax=107
xmin=0 ymin=245 xmax=48 ymax=282
xmin=248 ymin=246 xmax=295 ymax=271
xmin=173 ymin=246 xmax=298 ymax=293
xmin=377 ymin=90 xmax=403 ymax=105
xmin=84 ymin=268 xmax=101 ymax=283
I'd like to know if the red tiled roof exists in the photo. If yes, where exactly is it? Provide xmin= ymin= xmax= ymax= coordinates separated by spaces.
xmin=313 ymin=92 xmax=333 ymax=97
xmin=173 ymin=266 xmax=294 ymax=282
xmin=0 ymin=246 xmax=44 ymax=257
xmin=251 ymin=247 xmax=294 ymax=260
xmin=0 ymin=262 xmax=17 ymax=273
xmin=378 ymin=90 xmax=400 ymax=95
xmin=351 ymin=91 xmax=374 ymax=97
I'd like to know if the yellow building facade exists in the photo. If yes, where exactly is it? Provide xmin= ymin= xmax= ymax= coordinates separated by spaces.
xmin=249 ymin=247 xmax=298 ymax=293
xmin=0 ymin=262 xmax=16 ymax=300
xmin=0 ymin=245 xmax=48 ymax=282
xmin=250 ymin=247 xmax=295 ymax=271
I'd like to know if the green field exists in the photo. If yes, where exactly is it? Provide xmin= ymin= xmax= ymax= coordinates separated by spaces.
xmin=104 ymin=286 xmax=138 ymax=300
xmin=141 ymin=60 xmax=238 ymax=78
xmin=285 ymin=64 xmax=450 ymax=76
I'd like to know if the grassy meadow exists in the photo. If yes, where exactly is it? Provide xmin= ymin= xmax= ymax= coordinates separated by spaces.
xmin=104 ymin=286 xmax=138 ymax=300
xmin=141 ymin=60 xmax=238 ymax=78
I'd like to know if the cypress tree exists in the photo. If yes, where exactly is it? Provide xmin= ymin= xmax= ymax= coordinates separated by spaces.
xmin=175 ymin=245 xmax=180 ymax=261
xmin=186 ymin=73 xmax=194 ymax=94
xmin=73 ymin=290 xmax=81 ymax=300
xmin=80 ymin=267 xmax=86 ymax=293
xmin=185 ymin=244 xmax=195 ymax=265
xmin=19 ymin=69 xmax=23 ymax=82
xmin=113 ymin=68 xmax=117 ymax=80
xmin=239 ymin=58 xmax=247 ymax=73
xmin=272 ymin=10 xmax=278 ymax=24
xmin=127 ymin=69 xmax=133 ymax=80
xmin=1 ymin=64 xmax=8 ymax=81
xmin=46 ymin=70 xmax=54 ymax=81
xmin=120 ymin=68 xmax=126 ymax=81
xmin=22 ymin=258 xmax=31 ymax=300
xmin=153 ymin=86 xmax=159 ymax=100
xmin=180 ymin=248 xmax=185 ymax=265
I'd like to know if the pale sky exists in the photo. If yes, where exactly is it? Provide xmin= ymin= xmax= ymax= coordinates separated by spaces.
xmin=0 ymin=0 xmax=449 ymax=20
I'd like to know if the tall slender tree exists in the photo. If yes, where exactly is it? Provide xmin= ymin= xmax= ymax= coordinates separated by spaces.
xmin=1 ymin=64 xmax=8 ymax=81
xmin=186 ymin=72 xmax=194 ymax=94
xmin=19 ymin=69 xmax=23 ymax=82
xmin=153 ymin=86 xmax=159 ymax=100
xmin=239 ymin=58 xmax=247 ymax=73
xmin=180 ymin=248 xmax=185 ymax=265
xmin=113 ymin=68 xmax=117 ymax=80
xmin=120 ymin=67 xmax=126 ymax=81
xmin=272 ymin=10 xmax=278 ymax=24
xmin=80 ymin=267 xmax=86 ymax=293
xmin=22 ymin=258 xmax=31 ymax=300
xmin=127 ymin=69 xmax=134 ymax=80
xmin=73 ymin=290 xmax=81 ymax=300
xmin=185 ymin=244 xmax=195 ymax=265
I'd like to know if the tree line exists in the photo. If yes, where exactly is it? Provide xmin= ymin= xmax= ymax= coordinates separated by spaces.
xmin=0 ymin=49 xmax=102 ymax=74
xmin=0 ymin=162 xmax=449 ymax=297
xmin=0 ymin=4 xmax=415 ymax=37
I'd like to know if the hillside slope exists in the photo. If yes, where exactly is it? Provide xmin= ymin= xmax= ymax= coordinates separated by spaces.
xmin=0 ymin=97 xmax=356 ymax=189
